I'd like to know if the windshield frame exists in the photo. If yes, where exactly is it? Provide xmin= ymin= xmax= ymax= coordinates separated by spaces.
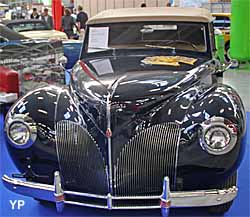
xmin=82 ymin=21 xmax=212 ymax=58
xmin=7 ymin=21 xmax=51 ymax=32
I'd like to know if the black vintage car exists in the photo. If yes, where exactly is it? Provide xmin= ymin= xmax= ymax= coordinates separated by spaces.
xmin=3 ymin=7 xmax=246 ymax=217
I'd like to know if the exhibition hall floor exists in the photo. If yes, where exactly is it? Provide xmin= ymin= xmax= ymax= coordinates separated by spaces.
xmin=0 ymin=67 xmax=249 ymax=217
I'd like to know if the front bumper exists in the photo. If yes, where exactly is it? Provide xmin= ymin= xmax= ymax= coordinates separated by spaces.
xmin=2 ymin=172 xmax=237 ymax=216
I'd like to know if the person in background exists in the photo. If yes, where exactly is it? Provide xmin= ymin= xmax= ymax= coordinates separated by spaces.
xmin=41 ymin=8 xmax=54 ymax=29
xmin=68 ymin=0 xmax=74 ymax=11
xmin=71 ymin=8 xmax=77 ymax=20
xmin=76 ymin=5 xmax=88 ymax=39
xmin=141 ymin=3 xmax=147 ymax=7
xmin=76 ymin=5 xmax=88 ymax=30
xmin=166 ymin=1 xmax=172 ymax=7
xmin=30 ymin=8 xmax=40 ymax=19
xmin=61 ymin=8 xmax=79 ymax=39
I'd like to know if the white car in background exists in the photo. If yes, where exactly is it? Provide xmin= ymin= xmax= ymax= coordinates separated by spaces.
xmin=2 ymin=19 xmax=67 ymax=40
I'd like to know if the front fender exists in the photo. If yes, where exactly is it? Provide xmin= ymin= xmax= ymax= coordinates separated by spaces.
xmin=4 ymin=86 xmax=83 ymax=184
xmin=152 ymin=84 xmax=246 ymax=190
xmin=182 ymin=84 xmax=245 ymax=135
xmin=178 ymin=84 xmax=246 ymax=190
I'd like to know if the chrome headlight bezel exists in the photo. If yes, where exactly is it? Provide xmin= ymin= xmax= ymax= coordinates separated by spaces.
xmin=5 ymin=114 xmax=37 ymax=149
xmin=200 ymin=117 xmax=238 ymax=155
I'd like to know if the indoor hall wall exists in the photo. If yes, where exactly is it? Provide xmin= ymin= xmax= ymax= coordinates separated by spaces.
xmin=74 ymin=0 xmax=170 ymax=17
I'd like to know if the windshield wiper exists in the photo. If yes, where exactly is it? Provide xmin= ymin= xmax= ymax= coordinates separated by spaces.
xmin=164 ymin=40 xmax=198 ymax=51
xmin=88 ymin=47 xmax=114 ymax=51
xmin=145 ymin=44 xmax=176 ymax=55
xmin=145 ymin=44 xmax=176 ymax=49
xmin=88 ymin=47 xmax=116 ymax=56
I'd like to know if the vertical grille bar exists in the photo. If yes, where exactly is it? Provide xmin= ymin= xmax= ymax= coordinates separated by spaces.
xmin=114 ymin=122 xmax=180 ymax=196
xmin=55 ymin=120 xmax=109 ymax=195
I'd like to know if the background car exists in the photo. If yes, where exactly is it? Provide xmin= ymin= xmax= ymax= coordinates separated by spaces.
xmin=1 ymin=19 xmax=67 ymax=40
xmin=0 ymin=23 xmax=66 ymax=114
xmin=0 ymin=23 xmax=27 ymax=41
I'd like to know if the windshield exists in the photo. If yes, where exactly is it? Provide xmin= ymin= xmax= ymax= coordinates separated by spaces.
xmin=213 ymin=16 xmax=230 ymax=28
xmin=7 ymin=21 xmax=51 ymax=32
xmin=86 ymin=22 xmax=207 ymax=53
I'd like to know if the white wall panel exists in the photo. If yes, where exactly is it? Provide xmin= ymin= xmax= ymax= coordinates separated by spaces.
xmin=134 ymin=0 xmax=146 ymax=7
xmin=145 ymin=0 xmax=157 ymax=7
xmin=97 ymin=0 xmax=107 ymax=12
xmin=90 ymin=0 xmax=98 ymax=16
xmin=78 ymin=0 xmax=176 ymax=17
xmin=158 ymin=0 xmax=168 ymax=7
xmin=114 ymin=0 xmax=125 ymax=8
xmin=124 ymin=0 xmax=135 ymax=8
xmin=107 ymin=0 xmax=115 ymax=9
xmin=82 ymin=0 xmax=90 ymax=14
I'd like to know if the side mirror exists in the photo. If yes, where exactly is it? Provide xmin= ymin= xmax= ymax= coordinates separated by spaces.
xmin=219 ymin=62 xmax=233 ymax=72
xmin=215 ymin=58 xmax=239 ymax=74
xmin=218 ymin=59 xmax=239 ymax=73
xmin=211 ymin=59 xmax=231 ymax=80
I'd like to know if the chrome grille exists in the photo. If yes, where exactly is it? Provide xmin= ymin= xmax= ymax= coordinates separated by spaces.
xmin=55 ymin=120 xmax=108 ymax=195
xmin=114 ymin=122 xmax=180 ymax=196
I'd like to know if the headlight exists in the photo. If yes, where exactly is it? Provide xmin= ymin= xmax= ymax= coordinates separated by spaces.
xmin=9 ymin=122 xmax=30 ymax=146
xmin=200 ymin=117 xmax=237 ymax=155
xmin=6 ymin=114 xmax=37 ymax=149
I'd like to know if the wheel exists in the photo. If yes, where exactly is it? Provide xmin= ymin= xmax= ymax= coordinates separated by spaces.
xmin=207 ymin=172 xmax=237 ymax=215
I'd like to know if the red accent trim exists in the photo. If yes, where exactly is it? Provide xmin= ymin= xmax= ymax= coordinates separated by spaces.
xmin=160 ymin=200 xmax=171 ymax=208
xmin=55 ymin=194 xmax=65 ymax=202
xmin=227 ymin=123 xmax=238 ymax=134
xmin=106 ymin=128 xmax=112 ymax=138
xmin=79 ymin=61 xmax=99 ymax=82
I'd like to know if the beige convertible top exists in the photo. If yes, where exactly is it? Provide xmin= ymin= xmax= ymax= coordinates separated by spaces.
xmin=88 ymin=7 xmax=214 ymax=25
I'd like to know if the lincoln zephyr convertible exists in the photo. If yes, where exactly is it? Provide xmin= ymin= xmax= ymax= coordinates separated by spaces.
xmin=3 ymin=7 xmax=246 ymax=216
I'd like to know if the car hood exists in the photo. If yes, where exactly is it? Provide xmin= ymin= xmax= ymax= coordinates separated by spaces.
xmin=72 ymin=54 xmax=211 ymax=103
xmin=20 ymin=30 xmax=68 ymax=40
xmin=70 ymin=53 xmax=213 ymax=136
